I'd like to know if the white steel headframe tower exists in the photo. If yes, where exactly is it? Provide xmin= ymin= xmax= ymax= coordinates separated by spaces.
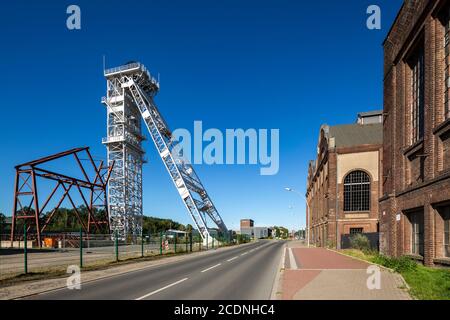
xmin=102 ymin=62 xmax=228 ymax=240
xmin=102 ymin=64 xmax=145 ymax=239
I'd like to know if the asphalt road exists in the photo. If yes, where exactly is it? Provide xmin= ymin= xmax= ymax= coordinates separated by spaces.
xmin=26 ymin=240 xmax=286 ymax=300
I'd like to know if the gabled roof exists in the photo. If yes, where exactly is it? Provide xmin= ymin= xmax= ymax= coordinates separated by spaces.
xmin=358 ymin=110 xmax=383 ymax=117
xmin=329 ymin=123 xmax=383 ymax=148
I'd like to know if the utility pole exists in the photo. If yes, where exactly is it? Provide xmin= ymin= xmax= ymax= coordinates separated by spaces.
xmin=24 ymin=223 xmax=28 ymax=274
xmin=285 ymin=187 xmax=310 ymax=247
xmin=79 ymin=227 xmax=83 ymax=268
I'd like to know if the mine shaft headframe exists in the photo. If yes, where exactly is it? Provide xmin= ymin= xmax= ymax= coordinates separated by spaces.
xmin=107 ymin=61 xmax=229 ymax=240
xmin=104 ymin=62 xmax=160 ymax=97
xmin=11 ymin=147 xmax=114 ymax=246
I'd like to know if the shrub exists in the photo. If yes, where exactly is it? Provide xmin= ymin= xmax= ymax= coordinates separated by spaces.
xmin=371 ymin=255 xmax=417 ymax=273
xmin=326 ymin=239 xmax=336 ymax=249
xmin=349 ymin=233 xmax=371 ymax=251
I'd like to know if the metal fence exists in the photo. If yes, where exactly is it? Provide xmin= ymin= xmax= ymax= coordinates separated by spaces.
xmin=0 ymin=231 xmax=240 ymax=280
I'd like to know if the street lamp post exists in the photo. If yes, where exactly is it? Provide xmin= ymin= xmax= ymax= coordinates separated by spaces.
xmin=285 ymin=187 xmax=310 ymax=247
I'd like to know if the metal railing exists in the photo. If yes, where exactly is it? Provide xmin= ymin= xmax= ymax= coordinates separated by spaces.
xmin=104 ymin=63 xmax=160 ymax=89
xmin=104 ymin=62 xmax=142 ymax=76
xmin=0 ymin=231 xmax=242 ymax=280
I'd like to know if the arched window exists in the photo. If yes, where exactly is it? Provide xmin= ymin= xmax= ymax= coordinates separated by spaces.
xmin=344 ymin=170 xmax=370 ymax=212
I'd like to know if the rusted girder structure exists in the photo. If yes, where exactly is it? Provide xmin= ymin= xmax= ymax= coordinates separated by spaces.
xmin=10 ymin=147 xmax=114 ymax=247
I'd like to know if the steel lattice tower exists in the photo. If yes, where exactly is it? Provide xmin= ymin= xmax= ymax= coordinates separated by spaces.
xmin=102 ymin=66 xmax=145 ymax=239
xmin=102 ymin=62 xmax=228 ymax=241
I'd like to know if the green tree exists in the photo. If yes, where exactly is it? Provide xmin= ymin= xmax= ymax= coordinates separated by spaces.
xmin=0 ymin=213 xmax=5 ymax=236
xmin=142 ymin=216 xmax=187 ymax=235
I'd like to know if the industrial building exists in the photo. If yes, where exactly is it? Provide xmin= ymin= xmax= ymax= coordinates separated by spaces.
xmin=240 ymin=219 xmax=254 ymax=238
xmin=239 ymin=219 xmax=271 ymax=239
xmin=306 ymin=111 xmax=383 ymax=249
xmin=380 ymin=0 xmax=450 ymax=266
xmin=253 ymin=227 xmax=271 ymax=239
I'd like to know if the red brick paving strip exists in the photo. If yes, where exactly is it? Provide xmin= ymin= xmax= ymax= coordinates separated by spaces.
xmin=292 ymin=248 xmax=370 ymax=269
xmin=282 ymin=270 xmax=321 ymax=300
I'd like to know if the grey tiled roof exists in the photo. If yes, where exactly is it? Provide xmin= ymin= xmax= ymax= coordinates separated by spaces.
xmin=358 ymin=110 xmax=383 ymax=117
xmin=329 ymin=123 xmax=382 ymax=148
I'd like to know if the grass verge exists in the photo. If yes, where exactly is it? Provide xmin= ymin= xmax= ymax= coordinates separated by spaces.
xmin=342 ymin=249 xmax=450 ymax=300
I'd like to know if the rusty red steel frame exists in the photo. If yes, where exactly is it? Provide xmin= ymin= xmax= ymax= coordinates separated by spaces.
xmin=10 ymin=147 xmax=115 ymax=247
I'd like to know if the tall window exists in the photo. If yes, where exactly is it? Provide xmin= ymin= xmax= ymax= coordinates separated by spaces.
xmin=409 ymin=45 xmax=425 ymax=144
xmin=445 ymin=8 xmax=450 ymax=119
xmin=443 ymin=207 xmax=450 ymax=258
xmin=410 ymin=211 xmax=424 ymax=256
xmin=343 ymin=171 xmax=370 ymax=212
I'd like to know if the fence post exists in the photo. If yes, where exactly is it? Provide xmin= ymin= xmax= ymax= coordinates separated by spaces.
xmin=185 ymin=235 xmax=188 ymax=253
xmin=199 ymin=236 xmax=202 ymax=251
xmin=24 ymin=223 xmax=28 ymax=275
xmin=189 ymin=232 xmax=193 ymax=253
xmin=212 ymin=237 xmax=215 ymax=249
xmin=159 ymin=232 xmax=163 ymax=255
xmin=206 ymin=233 xmax=209 ymax=251
xmin=141 ymin=230 xmax=144 ymax=258
xmin=115 ymin=230 xmax=119 ymax=262
xmin=79 ymin=227 xmax=83 ymax=268
xmin=174 ymin=234 xmax=177 ymax=253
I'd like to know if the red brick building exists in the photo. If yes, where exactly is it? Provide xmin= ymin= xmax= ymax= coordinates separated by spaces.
xmin=306 ymin=112 xmax=383 ymax=248
xmin=240 ymin=219 xmax=254 ymax=229
xmin=380 ymin=0 xmax=450 ymax=266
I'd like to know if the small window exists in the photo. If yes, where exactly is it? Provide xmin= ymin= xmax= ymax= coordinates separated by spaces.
xmin=350 ymin=228 xmax=363 ymax=235
xmin=344 ymin=171 xmax=371 ymax=212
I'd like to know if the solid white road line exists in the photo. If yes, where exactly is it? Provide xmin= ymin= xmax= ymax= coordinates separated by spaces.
xmin=288 ymin=248 xmax=298 ymax=270
xmin=135 ymin=278 xmax=189 ymax=300
xmin=227 ymin=256 xmax=239 ymax=262
xmin=201 ymin=263 xmax=222 ymax=273
xmin=241 ymin=252 xmax=249 ymax=256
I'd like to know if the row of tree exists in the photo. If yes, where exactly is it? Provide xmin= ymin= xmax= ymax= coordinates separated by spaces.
xmin=272 ymin=226 xmax=290 ymax=239
xmin=1 ymin=207 xmax=190 ymax=235
xmin=142 ymin=216 xmax=192 ymax=235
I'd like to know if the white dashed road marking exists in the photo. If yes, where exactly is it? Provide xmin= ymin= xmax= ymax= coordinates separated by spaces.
xmin=136 ymin=278 xmax=189 ymax=300
xmin=201 ymin=263 xmax=221 ymax=273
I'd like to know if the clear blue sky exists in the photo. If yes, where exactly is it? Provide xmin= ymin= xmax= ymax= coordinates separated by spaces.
xmin=0 ymin=0 xmax=403 ymax=231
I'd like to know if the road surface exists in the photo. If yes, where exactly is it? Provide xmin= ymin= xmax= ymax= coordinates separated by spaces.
xmin=25 ymin=240 xmax=285 ymax=300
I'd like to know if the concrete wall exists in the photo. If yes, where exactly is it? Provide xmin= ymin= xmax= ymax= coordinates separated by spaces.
xmin=1 ymin=241 xmax=35 ymax=248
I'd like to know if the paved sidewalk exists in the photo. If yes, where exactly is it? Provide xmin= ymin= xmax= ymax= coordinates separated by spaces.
xmin=280 ymin=243 xmax=411 ymax=300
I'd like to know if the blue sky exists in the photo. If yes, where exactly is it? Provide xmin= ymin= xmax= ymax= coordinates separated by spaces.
xmin=0 ymin=0 xmax=403 ymax=231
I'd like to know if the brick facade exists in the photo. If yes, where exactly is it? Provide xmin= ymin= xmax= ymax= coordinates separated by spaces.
xmin=307 ymin=117 xmax=382 ymax=249
xmin=240 ymin=219 xmax=254 ymax=229
xmin=381 ymin=0 xmax=450 ymax=266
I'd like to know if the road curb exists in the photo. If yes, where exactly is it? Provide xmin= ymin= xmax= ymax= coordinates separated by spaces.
xmin=270 ymin=242 xmax=287 ymax=300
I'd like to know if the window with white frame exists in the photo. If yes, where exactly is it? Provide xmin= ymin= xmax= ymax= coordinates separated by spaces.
xmin=409 ymin=211 xmax=424 ymax=256
xmin=343 ymin=171 xmax=370 ymax=212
